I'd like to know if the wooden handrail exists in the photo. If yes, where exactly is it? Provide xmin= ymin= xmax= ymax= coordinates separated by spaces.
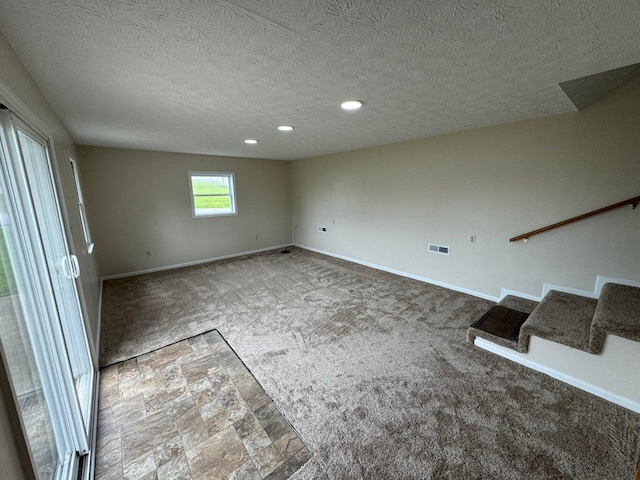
xmin=510 ymin=195 xmax=640 ymax=242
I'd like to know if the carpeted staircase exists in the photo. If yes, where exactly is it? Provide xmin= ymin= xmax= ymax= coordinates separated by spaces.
xmin=468 ymin=282 xmax=640 ymax=355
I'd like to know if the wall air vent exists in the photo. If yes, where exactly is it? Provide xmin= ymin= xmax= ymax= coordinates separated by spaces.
xmin=428 ymin=243 xmax=450 ymax=256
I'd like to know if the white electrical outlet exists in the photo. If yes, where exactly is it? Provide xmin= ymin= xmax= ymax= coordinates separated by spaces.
xmin=317 ymin=226 xmax=327 ymax=233
xmin=470 ymin=235 xmax=476 ymax=243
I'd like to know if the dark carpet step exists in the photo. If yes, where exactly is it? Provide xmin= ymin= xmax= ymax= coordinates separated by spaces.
xmin=471 ymin=305 xmax=529 ymax=341
xmin=466 ymin=295 xmax=538 ymax=350
xmin=517 ymin=290 xmax=597 ymax=353
xmin=590 ymin=283 xmax=640 ymax=354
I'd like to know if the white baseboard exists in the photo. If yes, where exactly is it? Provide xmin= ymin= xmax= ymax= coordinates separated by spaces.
xmin=595 ymin=275 xmax=640 ymax=295
xmin=499 ymin=288 xmax=541 ymax=302
xmin=296 ymin=244 xmax=499 ymax=302
xmin=539 ymin=276 xmax=640 ymax=299
xmin=474 ymin=337 xmax=640 ymax=414
xmin=95 ymin=278 xmax=103 ymax=368
xmin=101 ymin=244 xmax=292 ymax=280
xmin=542 ymin=283 xmax=598 ymax=299
xmin=502 ymin=276 xmax=640 ymax=304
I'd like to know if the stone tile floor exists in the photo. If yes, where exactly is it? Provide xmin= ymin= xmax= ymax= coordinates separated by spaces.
xmin=95 ymin=330 xmax=311 ymax=480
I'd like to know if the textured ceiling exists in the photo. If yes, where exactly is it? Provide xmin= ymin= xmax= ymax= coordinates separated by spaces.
xmin=0 ymin=1 xmax=639 ymax=160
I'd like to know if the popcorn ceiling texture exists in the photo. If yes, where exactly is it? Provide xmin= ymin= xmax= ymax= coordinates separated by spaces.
xmin=1 ymin=0 xmax=640 ymax=160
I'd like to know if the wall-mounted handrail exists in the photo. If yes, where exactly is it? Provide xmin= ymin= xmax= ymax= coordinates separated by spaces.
xmin=510 ymin=195 xmax=640 ymax=242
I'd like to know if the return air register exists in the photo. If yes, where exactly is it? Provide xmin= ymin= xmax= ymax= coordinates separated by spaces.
xmin=428 ymin=243 xmax=450 ymax=255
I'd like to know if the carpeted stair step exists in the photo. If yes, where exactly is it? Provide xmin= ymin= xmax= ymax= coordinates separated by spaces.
xmin=589 ymin=283 xmax=640 ymax=354
xmin=517 ymin=290 xmax=597 ymax=353
xmin=467 ymin=295 xmax=538 ymax=350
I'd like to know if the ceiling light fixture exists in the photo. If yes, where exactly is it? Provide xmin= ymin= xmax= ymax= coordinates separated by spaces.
xmin=244 ymin=139 xmax=258 ymax=144
xmin=277 ymin=125 xmax=294 ymax=132
xmin=341 ymin=100 xmax=363 ymax=111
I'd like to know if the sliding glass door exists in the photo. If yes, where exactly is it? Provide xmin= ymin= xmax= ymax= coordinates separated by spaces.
xmin=0 ymin=108 xmax=95 ymax=479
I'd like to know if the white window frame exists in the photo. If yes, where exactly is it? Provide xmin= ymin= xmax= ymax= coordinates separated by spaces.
xmin=188 ymin=171 xmax=237 ymax=218
xmin=69 ymin=157 xmax=94 ymax=254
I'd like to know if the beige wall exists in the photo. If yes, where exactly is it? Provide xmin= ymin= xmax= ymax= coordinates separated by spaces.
xmin=291 ymin=75 xmax=640 ymax=299
xmin=0 ymin=30 xmax=101 ymax=479
xmin=78 ymin=147 xmax=291 ymax=277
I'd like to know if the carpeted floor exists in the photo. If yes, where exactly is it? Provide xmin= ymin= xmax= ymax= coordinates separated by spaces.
xmin=100 ymin=248 xmax=640 ymax=479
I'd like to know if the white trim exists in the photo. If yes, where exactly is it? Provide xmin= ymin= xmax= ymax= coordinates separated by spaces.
xmin=499 ymin=288 xmax=541 ymax=302
xmin=188 ymin=171 xmax=237 ymax=218
xmin=511 ymin=276 xmax=640 ymax=302
xmin=296 ymin=244 xmax=499 ymax=302
xmin=84 ymin=370 xmax=100 ymax=480
xmin=0 ymin=79 xmax=52 ymax=138
xmin=58 ymin=454 xmax=77 ymax=480
xmin=474 ymin=337 xmax=640 ymax=414
xmin=95 ymin=278 xmax=103 ymax=364
xmin=595 ymin=275 xmax=640 ymax=296
xmin=69 ymin=156 xmax=94 ymax=253
xmin=102 ymin=244 xmax=291 ymax=280
xmin=541 ymin=283 xmax=598 ymax=299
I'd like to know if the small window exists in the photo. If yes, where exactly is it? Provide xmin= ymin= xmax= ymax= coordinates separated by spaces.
xmin=188 ymin=171 xmax=237 ymax=217
xmin=69 ymin=157 xmax=94 ymax=254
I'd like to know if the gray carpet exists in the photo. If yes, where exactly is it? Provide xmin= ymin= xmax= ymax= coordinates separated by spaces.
xmin=591 ymin=283 xmax=640 ymax=354
xmin=518 ymin=291 xmax=598 ymax=354
xmin=101 ymin=249 xmax=640 ymax=479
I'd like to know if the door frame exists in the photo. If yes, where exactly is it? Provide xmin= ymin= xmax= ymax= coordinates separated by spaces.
xmin=0 ymin=79 xmax=99 ymax=480
xmin=0 ymin=82 xmax=98 ymax=369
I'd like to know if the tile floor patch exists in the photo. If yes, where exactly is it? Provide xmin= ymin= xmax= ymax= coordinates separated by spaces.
xmin=95 ymin=330 xmax=311 ymax=480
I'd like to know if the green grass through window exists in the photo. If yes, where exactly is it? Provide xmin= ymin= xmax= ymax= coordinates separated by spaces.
xmin=194 ymin=196 xmax=231 ymax=209
xmin=191 ymin=174 xmax=235 ymax=215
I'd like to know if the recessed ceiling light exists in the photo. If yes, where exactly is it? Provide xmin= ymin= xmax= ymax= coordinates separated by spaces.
xmin=244 ymin=139 xmax=258 ymax=144
xmin=277 ymin=125 xmax=294 ymax=132
xmin=341 ymin=100 xmax=362 ymax=111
